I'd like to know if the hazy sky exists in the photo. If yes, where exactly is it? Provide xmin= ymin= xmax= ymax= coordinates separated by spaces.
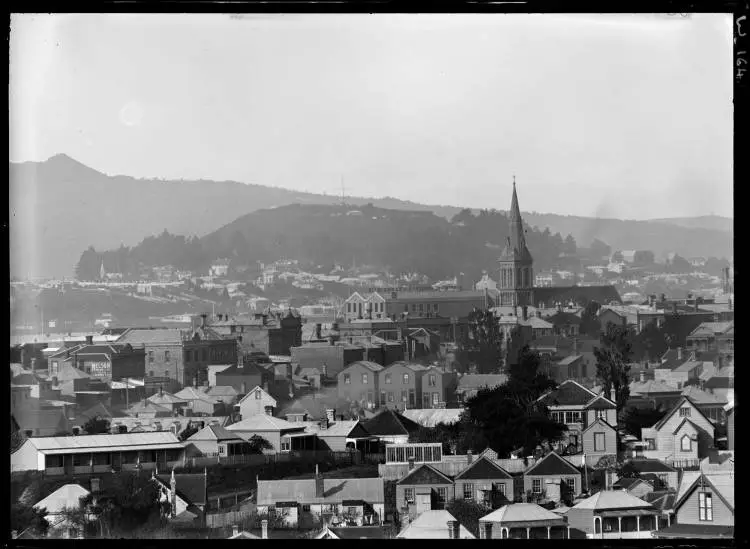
xmin=10 ymin=13 xmax=733 ymax=220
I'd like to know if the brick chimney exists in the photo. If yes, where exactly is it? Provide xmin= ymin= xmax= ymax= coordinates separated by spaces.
xmin=315 ymin=323 xmax=322 ymax=340
xmin=467 ymin=450 xmax=473 ymax=465
xmin=315 ymin=464 xmax=324 ymax=498
xmin=30 ymin=358 xmax=37 ymax=373
xmin=447 ymin=520 xmax=459 ymax=539
xmin=408 ymin=457 xmax=415 ymax=470
xmin=86 ymin=335 xmax=94 ymax=345
xmin=326 ymin=408 xmax=335 ymax=424
xmin=610 ymin=387 xmax=616 ymax=403
xmin=261 ymin=519 xmax=268 ymax=539
xmin=677 ymin=347 xmax=683 ymax=361
xmin=522 ymin=306 xmax=528 ymax=322
xmin=639 ymin=370 xmax=646 ymax=383
xmin=201 ymin=313 xmax=207 ymax=327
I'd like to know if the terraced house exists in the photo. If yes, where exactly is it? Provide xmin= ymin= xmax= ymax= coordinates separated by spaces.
xmin=337 ymin=361 xmax=383 ymax=409
xmin=377 ymin=361 xmax=426 ymax=410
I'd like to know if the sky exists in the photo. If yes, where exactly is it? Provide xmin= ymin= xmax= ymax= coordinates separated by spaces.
xmin=10 ymin=13 xmax=733 ymax=220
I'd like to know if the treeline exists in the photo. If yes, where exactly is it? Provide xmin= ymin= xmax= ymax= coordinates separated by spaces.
xmin=75 ymin=204 xmax=578 ymax=282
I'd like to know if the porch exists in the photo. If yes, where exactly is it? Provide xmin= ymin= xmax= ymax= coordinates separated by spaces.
xmin=591 ymin=510 xmax=660 ymax=539
xmin=43 ymin=448 xmax=183 ymax=476
xmin=483 ymin=522 xmax=570 ymax=539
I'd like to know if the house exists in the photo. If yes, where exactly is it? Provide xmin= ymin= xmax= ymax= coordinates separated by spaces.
xmin=639 ymin=396 xmax=716 ymax=467
xmin=396 ymin=463 xmax=454 ymax=520
xmin=455 ymin=374 xmax=508 ymax=404
xmin=397 ymin=510 xmax=476 ymax=539
xmin=453 ymin=455 xmax=514 ymax=508
xmin=566 ymin=490 xmax=659 ymax=539
xmin=12 ymin=403 xmax=73 ymax=438
xmin=214 ymin=363 xmax=274 ymax=396
xmin=11 ymin=432 xmax=184 ymax=474
xmin=654 ymin=471 xmax=734 ymax=539
xmin=174 ymin=386 xmax=222 ymax=416
xmin=302 ymin=419 xmax=378 ymax=453
xmin=125 ymin=399 xmax=173 ymax=419
xmin=523 ymin=452 xmax=582 ymax=504
xmin=419 ymin=366 xmax=458 ymax=409
xmin=297 ymin=366 xmax=323 ymax=389
xmin=537 ymin=380 xmax=617 ymax=461
xmin=686 ymin=321 xmax=734 ymax=357
xmin=337 ymin=361 xmax=384 ymax=410
xmin=680 ymin=386 xmax=728 ymax=424
xmin=153 ymin=470 xmax=208 ymax=523
xmin=185 ymin=424 xmax=254 ymax=458
xmin=33 ymin=484 xmax=92 ymax=538
xmin=237 ymin=385 xmax=277 ymax=419
xmin=225 ymin=414 xmax=317 ymax=453
xmin=525 ymin=314 xmax=555 ymax=339
xmin=290 ymin=341 xmax=364 ymax=379
xmin=702 ymin=365 xmax=734 ymax=404
xmin=478 ymin=503 xmax=570 ymax=539
xmin=256 ymin=471 xmax=385 ymax=528
xmin=109 ymin=416 xmax=228 ymax=436
xmin=207 ymin=311 xmax=302 ymax=356
xmin=207 ymin=364 xmax=233 ymax=387
xmin=362 ymin=408 xmax=421 ymax=444
xmin=611 ymin=477 xmax=654 ymax=499
xmin=546 ymin=311 xmax=582 ymax=337
xmin=147 ymin=388 xmax=188 ymax=414
xmin=204 ymin=385 xmax=240 ymax=406
xmin=627 ymin=378 xmax=682 ymax=410
xmin=65 ymin=342 xmax=146 ymax=381
xmin=377 ymin=361 xmax=426 ymax=411
xmin=642 ymin=490 xmax=677 ymax=529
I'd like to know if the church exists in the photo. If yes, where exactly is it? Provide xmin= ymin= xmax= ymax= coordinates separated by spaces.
xmin=494 ymin=179 xmax=622 ymax=320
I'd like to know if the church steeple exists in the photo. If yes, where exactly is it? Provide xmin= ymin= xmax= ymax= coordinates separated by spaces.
xmin=497 ymin=177 xmax=534 ymax=311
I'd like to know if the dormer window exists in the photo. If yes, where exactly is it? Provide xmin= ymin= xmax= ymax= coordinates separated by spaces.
xmin=679 ymin=407 xmax=691 ymax=417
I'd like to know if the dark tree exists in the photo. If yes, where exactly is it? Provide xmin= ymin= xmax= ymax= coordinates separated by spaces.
xmin=82 ymin=416 xmax=111 ymax=435
xmin=563 ymin=234 xmax=577 ymax=256
xmin=590 ymin=238 xmax=611 ymax=259
xmin=668 ymin=254 xmax=693 ymax=273
xmin=466 ymin=308 xmax=503 ymax=374
xmin=247 ymin=435 xmax=274 ymax=454
xmin=579 ymin=301 xmax=602 ymax=337
xmin=634 ymin=321 xmax=668 ymax=362
xmin=594 ymin=323 xmax=634 ymax=411
xmin=444 ymin=499 xmax=491 ymax=538
xmin=621 ymin=406 xmax=667 ymax=439
xmin=11 ymin=502 xmax=49 ymax=538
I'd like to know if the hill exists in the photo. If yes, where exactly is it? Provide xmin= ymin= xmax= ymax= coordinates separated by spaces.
xmin=10 ymin=155 xmax=732 ymax=278
xmin=645 ymin=215 xmax=733 ymax=233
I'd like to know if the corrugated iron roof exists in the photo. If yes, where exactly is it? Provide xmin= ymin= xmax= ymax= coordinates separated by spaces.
xmin=397 ymin=510 xmax=475 ymax=539
xmin=226 ymin=414 xmax=304 ymax=432
xmin=480 ymin=503 xmax=566 ymax=524
xmin=256 ymin=477 xmax=384 ymax=506
xmin=24 ymin=431 xmax=183 ymax=454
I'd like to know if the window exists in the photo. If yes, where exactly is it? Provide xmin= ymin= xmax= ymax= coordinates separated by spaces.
xmin=302 ymin=504 xmax=311 ymax=512
xmin=645 ymin=438 xmax=656 ymax=451
xmin=343 ymin=373 xmax=351 ymax=384
xmin=463 ymin=483 xmax=474 ymax=500
xmin=388 ymin=392 xmax=394 ymax=403
xmin=280 ymin=440 xmax=290 ymax=452
xmin=679 ymin=407 xmax=691 ymax=417
xmin=403 ymin=374 xmax=409 ymax=384
xmin=565 ymin=478 xmax=576 ymax=492
xmin=436 ymin=488 xmax=447 ymax=508
xmin=164 ymin=350 xmax=171 ymax=362
xmin=657 ymin=474 xmax=668 ymax=487
xmin=428 ymin=374 xmax=436 ymax=387
xmin=418 ymin=303 xmax=424 ymax=314
xmin=551 ymin=411 xmax=563 ymax=423
xmin=380 ymin=391 xmax=387 ymax=405
xmin=565 ymin=411 xmax=582 ymax=424
xmin=434 ymin=303 xmax=439 ymax=313
xmin=596 ymin=409 xmax=607 ymax=420
xmin=698 ymin=492 xmax=713 ymax=521
xmin=532 ymin=479 xmax=542 ymax=493
xmin=149 ymin=370 xmax=154 ymax=378
xmin=362 ymin=373 xmax=368 ymax=384
xmin=385 ymin=373 xmax=392 ymax=384
xmin=409 ymin=389 xmax=415 ymax=407
xmin=681 ymin=435 xmax=692 ymax=452
xmin=401 ymin=390 xmax=408 ymax=403
xmin=411 ymin=304 xmax=417 ymax=313
xmin=367 ymin=391 xmax=374 ymax=404
xmin=255 ymin=391 xmax=261 ymax=400
xmin=405 ymin=488 xmax=415 ymax=503
xmin=594 ymin=432 xmax=606 ymax=452
xmin=347 ymin=303 xmax=351 ymax=313
xmin=148 ymin=351 xmax=154 ymax=363
xmin=432 ymin=392 xmax=439 ymax=405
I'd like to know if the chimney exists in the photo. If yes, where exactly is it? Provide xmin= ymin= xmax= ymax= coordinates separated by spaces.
xmin=315 ymin=464 xmax=324 ymax=498
xmin=639 ymin=371 xmax=646 ymax=383
xmin=160 ymin=385 xmax=164 ymax=397
xmin=447 ymin=520 xmax=459 ymax=539
xmin=402 ymin=514 xmax=410 ymax=528
xmin=467 ymin=450 xmax=473 ymax=465
xmin=315 ymin=323 xmax=322 ymax=340
xmin=536 ymin=310 xmax=542 ymax=319
xmin=573 ymin=338 xmax=578 ymax=354
xmin=672 ymin=302 xmax=678 ymax=314
xmin=677 ymin=347 xmax=683 ymax=361
xmin=322 ymin=362 xmax=328 ymax=378
xmin=261 ymin=519 xmax=268 ymax=540
xmin=30 ymin=358 xmax=37 ymax=373
xmin=694 ymin=300 xmax=699 ymax=312
xmin=660 ymin=293 xmax=666 ymax=303
xmin=201 ymin=313 xmax=207 ymax=327
xmin=86 ymin=335 xmax=94 ymax=345
xmin=408 ymin=457 xmax=415 ymax=470
xmin=232 ymin=524 xmax=239 ymax=537
xmin=522 ymin=306 xmax=528 ymax=321
xmin=610 ymin=387 xmax=616 ymax=403
xmin=11 ymin=531 xmax=17 ymax=540
xmin=320 ymin=418 xmax=329 ymax=430
xmin=326 ymin=408 xmax=335 ymax=424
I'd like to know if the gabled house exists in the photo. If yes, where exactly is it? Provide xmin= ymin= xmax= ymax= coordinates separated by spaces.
xmin=174 ymin=386 xmax=222 ymax=416
xmin=153 ymin=470 xmax=208 ymax=523
xmin=302 ymin=420 xmax=378 ymax=453
xmin=204 ymin=385 xmax=240 ymax=405
xmin=523 ymin=451 xmax=582 ymax=504
xmin=611 ymin=477 xmax=654 ymax=499
xmin=396 ymin=463 xmax=454 ymax=520
xmin=185 ymin=424 xmax=254 ymax=458
xmin=419 ymin=366 xmax=458 ymax=409
xmin=125 ymin=399 xmax=173 ymax=419
xmin=214 ymin=363 xmax=274 ymax=396
xmin=225 ymin=414 xmax=317 ymax=453
xmin=237 ymin=385 xmax=277 ymax=419
xmin=654 ymin=471 xmax=734 ymax=539
xmin=478 ymin=503 xmax=570 ymax=539
xmin=547 ymin=311 xmax=582 ymax=337
xmin=147 ymin=388 xmax=188 ymax=414
xmin=640 ymin=396 xmax=715 ymax=467
xmin=680 ymin=386 xmax=728 ymax=424
xmin=537 ymin=380 xmax=617 ymax=461
xmin=397 ymin=509 xmax=475 ymax=539
xmin=362 ymin=408 xmax=421 ymax=444
xmin=453 ymin=455 xmax=513 ymax=508
xmin=566 ymin=490 xmax=659 ymax=539
xmin=33 ymin=484 xmax=92 ymax=538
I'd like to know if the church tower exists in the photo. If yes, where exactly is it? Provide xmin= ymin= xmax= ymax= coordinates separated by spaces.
xmin=497 ymin=177 xmax=534 ymax=313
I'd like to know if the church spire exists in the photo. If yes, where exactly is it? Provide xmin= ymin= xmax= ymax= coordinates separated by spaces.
xmin=508 ymin=176 xmax=530 ymax=260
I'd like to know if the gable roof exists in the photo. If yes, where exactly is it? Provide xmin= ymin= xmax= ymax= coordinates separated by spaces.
xmin=547 ymin=312 xmax=583 ymax=325
xmin=147 ymin=391 xmax=188 ymax=406
xmin=582 ymin=417 xmax=616 ymax=434
xmin=480 ymin=503 xmax=567 ymax=525
xmin=21 ymin=432 xmax=182 ymax=454
xmin=238 ymin=385 xmax=277 ymax=406
xmin=343 ymin=361 xmax=384 ymax=373
xmin=455 ymin=456 xmax=512 ymax=480
xmin=225 ymin=414 xmax=304 ymax=432
xmin=612 ymin=477 xmax=652 ymax=491
xmin=629 ymin=379 xmax=681 ymax=396
xmin=672 ymin=417 xmax=700 ymax=436
xmin=538 ymin=379 xmax=598 ymax=407
xmin=205 ymin=385 xmax=240 ymax=398
xmin=155 ymin=473 xmax=207 ymax=506
xmin=624 ymin=458 xmax=677 ymax=474
xmin=652 ymin=396 xmax=712 ymax=431
xmin=187 ymin=424 xmax=245 ymax=442
xmin=584 ymin=395 xmax=617 ymax=410
xmin=675 ymin=472 xmax=734 ymax=512
xmin=524 ymin=451 xmax=580 ymax=477
xmin=33 ymin=484 xmax=91 ymax=514
xmin=174 ymin=387 xmax=220 ymax=403
xmin=362 ymin=408 xmax=420 ymax=437
xmin=681 ymin=386 xmax=727 ymax=405
xmin=642 ymin=490 xmax=677 ymax=512
xmin=397 ymin=463 xmax=454 ymax=485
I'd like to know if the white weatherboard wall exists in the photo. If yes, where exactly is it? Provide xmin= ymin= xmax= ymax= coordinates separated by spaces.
xmin=11 ymin=440 xmax=45 ymax=472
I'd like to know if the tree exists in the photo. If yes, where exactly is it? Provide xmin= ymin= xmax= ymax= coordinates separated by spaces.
xmin=590 ymin=239 xmax=611 ymax=259
xmin=594 ymin=323 xmax=634 ymax=412
xmin=579 ymin=301 xmax=602 ymax=337
xmin=621 ymin=406 xmax=667 ymax=439
xmin=247 ymin=435 xmax=273 ymax=454
xmin=444 ymin=498 xmax=491 ymax=538
xmin=466 ymin=308 xmax=503 ymax=374
xmin=11 ymin=502 xmax=49 ymax=538
xmin=563 ymin=234 xmax=577 ymax=256
xmin=634 ymin=321 xmax=668 ymax=362
xmin=668 ymin=254 xmax=692 ymax=273
xmin=82 ymin=416 xmax=111 ymax=435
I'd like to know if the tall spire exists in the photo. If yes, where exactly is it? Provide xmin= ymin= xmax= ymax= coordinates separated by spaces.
xmin=507 ymin=176 xmax=530 ymax=260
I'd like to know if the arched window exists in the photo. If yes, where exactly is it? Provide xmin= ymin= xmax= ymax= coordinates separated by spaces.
xmin=681 ymin=434 xmax=692 ymax=452
xmin=595 ymin=517 xmax=601 ymax=534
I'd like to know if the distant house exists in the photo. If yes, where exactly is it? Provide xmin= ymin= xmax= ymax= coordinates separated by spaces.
xmin=337 ymin=361 xmax=384 ymax=409
xmin=566 ymin=490 xmax=659 ymax=539
xmin=654 ymin=471 xmax=734 ymax=539
xmin=397 ymin=509 xmax=475 ymax=539
xmin=125 ymin=399 xmax=173 ymax=419
xmin=453 ymin=455 xmax=514 ymax=508
xmin=618 ymin=458 xmax=679 ymax=490
xmin=478 ymin=503 xmax=570 ymax=539
xmin=362 ymin=408 xmax=421 ymax=444
xmin=174 ymin=386 xmax=222 ymax=416
xmin=640 ymin=396 xmax=715 ymax=467
xmin=522 ymin=452 xmax=582 ymax=504
xmin=204 ymin=385 xmax=240 ymax=406
xmin=68 ymin=343 xmax=146 ymax=381
xmin=680 ymin=386 xmax=728 ymax=424
xmin=214 ymin=363 xmax=274 ymax=395
xmin=33 ymin=484 xmax=92 ymax=538
xmin=546 ymin=312 xmax=582 ymax=338
xmin=256 ymin=473 xmax=385 ymax=528
xmin=237 ymin=385 xmax=277 ymax=419
xmin=455 ymin=374 xmax=508 ymax=404
xmin=686 ymin=321 xmax=734 ymax=359
xmin=153 ymin=470 xmax=208 ymax=523
xmin=611 ymin=477 xmax=654 ymax=500
xmin=419 ymin=366 xmax=458 ymax=409
xmin=377 ymin=362 xmax=426 ymax=411
xmin=147 ymin=389 xmax=188 ymax=414
xmin=396 ymin=463 xmax=454 ymax=520
xmin=225 ymin=414 xmax=316 ymax=453
xmin=185 ymin=424 xmax=253 ymax=458
xmin=12 ymin=404 xmax=72 ymax=438
xmin=302 ymin=420 xmax=378 ymax=453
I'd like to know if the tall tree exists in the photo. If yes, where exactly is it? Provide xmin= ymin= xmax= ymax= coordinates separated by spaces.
xmin=10 ymin=502 xmax=49 ymax=538
xmin=563 ymin=234 xmax=577 ymax=255
xmin=466 ymin=308 xmax=503 ymax=374
xmin=82 ymin=416 xmax=111 ymax=435
xmin=594 ymin=322 xmax=634 ymax=411
xmin=590 ymin=238 xmax=611 ymax=259
xmin=579 ymin=301 xmax=602 ymax=337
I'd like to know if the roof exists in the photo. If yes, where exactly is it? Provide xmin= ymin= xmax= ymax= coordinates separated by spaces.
xmin=147 ymin=391 xmax=188 ymax=406
xmin=344 ymin=360 xmax=384 ymax=373
xmin=524 ymin=317 xmax=554 ymax=329
xmin=547 ymin=312 xmax=582 ymax=325
xmin=397 ymin=463 xmax=453 ymax=485
xmin=362 ymin=408 xmax=421 ymax=437
xmin=538 ymin=380 xmax=598 ymax=407
xmin=19 ymin=432 xmax=183 ymax=455
xmin=480 ymin=503 xmax=567 ymax=526
xmin=155 ymin=473 xmax=207 ymax=506
xmin=256 ymin=477 xmax=384 ymax=506
xmin=303 ymin=420 xmax=369 ymax=438
xmin=228 ymin=531 xmax=261 ymax=539
xmin=401 ymin=408 xmax=463 ymax=427
xmin=680 ymin=386 xmax=727 ymax=405
xmin=174 ymin=387 xmax=220 ymax=403
xmin=52 ymin=363 xmax=92 ymax=381
xmin=654 ymin=524 xmax=734 ymax=539
xmin=238 ymin=386 xmax=277 ymax=406
xmin=457 ymin=374 xmax=508 ymax=391
xmin=77 ymin=402 xmax=115 ymax=422
xmin=205 ymin=385 xmax=240 ymax=398
xmin=390 ymin=290 xmax=491 ymax=301
xmin=116 ymin=328 xmax=183 ymax=345
xmin=33 ymin=484 xmax=91 ymax=514
xmin=687 ymin=321 xmax=733 ymax=337
xmin=187 ymin=424 xmax=245 ymax=442
xmin=676 ymin=472 xmax=734 ymax=512
xmin=524 ymin=451 xmax=580 ymax=476
xmin=572 ymin=490 xmax=654 ymax=511
xmin=226 ymin=414 xmax=305 ymax=432
xmin=556 ymin=355 xmax=582 ymax=366
xmin=612 ymin=477 xmax=651 ymax=490
xmin=624 ymin=458 xmax=677 ymax=474
xmin=585 ymin=395 xmax=617 ymax=410
xmin=324 ymin=526 xmax=386 ymax=539
xmin=582 ymin=417 xmax=616 ymax=435
xmin=533 ymin=285 xmax=623 ymax=308
xmin=629 ymin=379 xmax=680 ymax=396
xmin=642 ymin=490 xmax=677 ymax=512
xmin=397 ymin=510 xmax=475 ymax=539
xmin=673 ymin=360 xmax=703 ymax=373
xmin=455 ymin=456 xmax=512 ymax=480
xmin=126 ymin=400 xmax=172 ymax=415
xmin=652 ymin=396 xmax=712 ymax=431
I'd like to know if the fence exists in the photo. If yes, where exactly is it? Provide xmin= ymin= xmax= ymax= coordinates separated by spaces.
xmin=205 ymin=509 xmax=254 ymax=529
xmin=179 ymin=449 xmax=361 ymax=470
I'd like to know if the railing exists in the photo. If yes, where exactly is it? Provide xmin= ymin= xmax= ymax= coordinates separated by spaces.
xmin=598 ymin=531 xmax=654 ymax=539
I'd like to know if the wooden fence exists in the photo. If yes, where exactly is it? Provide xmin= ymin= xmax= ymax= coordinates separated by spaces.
xmin=205 ymin=509 xmax=254 ymax=529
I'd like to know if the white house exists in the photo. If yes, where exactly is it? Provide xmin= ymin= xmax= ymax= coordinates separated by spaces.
xmin=237 ymin=385 xmax=277 ymax=419
xmin=33 ymin=484 xmax=92 ymax=538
